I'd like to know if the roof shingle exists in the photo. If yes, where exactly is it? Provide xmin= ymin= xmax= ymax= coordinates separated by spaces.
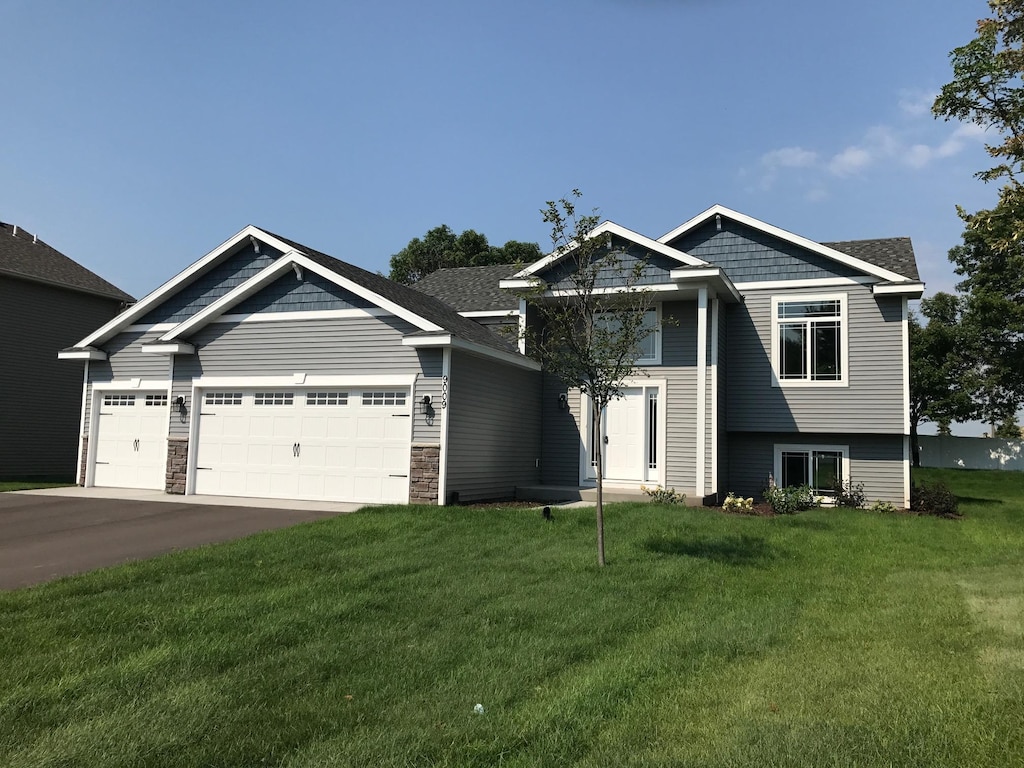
xmin=822 ymin=237 xmax=920 ymax=281
xmin=412 ymin=263 xmax=520 ymax=312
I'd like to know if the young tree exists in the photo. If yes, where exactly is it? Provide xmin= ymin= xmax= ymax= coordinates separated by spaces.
xmin=515 ymin=191 xmax=656 ymax=566
xmin=388 ymin=225 xmax=541 ymax=284
xmin=909 ymin=293 xmax=979 ymax=465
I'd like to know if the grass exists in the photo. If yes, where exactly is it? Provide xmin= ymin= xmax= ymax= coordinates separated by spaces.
xmin=1 ymin=468 xmax=1022 ymax=767
xmin=0 ymin=479 xmax=73 ymax=492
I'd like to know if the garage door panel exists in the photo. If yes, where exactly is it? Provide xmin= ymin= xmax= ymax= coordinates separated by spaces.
xmin=248 ymin=416 xmax=273 ymax=438
xmin=325 ymin=417 xmax=353 ymax=439
xmin=384 ymin=418 xmax=410 ymax=440
xmin=91 ymin=391 xmax=167 ymax=490
xmin=325 ymin=445 xmax=354 ymax=469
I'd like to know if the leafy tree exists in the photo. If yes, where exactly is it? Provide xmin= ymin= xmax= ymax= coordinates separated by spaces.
xmin=514 ymin=191 xmax=656 ymax=566
xmin=909 ymin=293 xmax=979 ymax=465
xmin=995 ymin=417 xmax=1022 ymax=438
xmin=388 ymin=225 xmax=541 ymax=284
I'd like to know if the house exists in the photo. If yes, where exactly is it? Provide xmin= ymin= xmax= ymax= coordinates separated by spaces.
xmin=1 ymin=222 xmax=132 ymax=480
xmin=59 ymin=205 xmax=922 ymax=507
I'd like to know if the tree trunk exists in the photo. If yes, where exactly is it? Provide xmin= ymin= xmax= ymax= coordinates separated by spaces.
xmin=910 ymin=420 xmax=921 ymax=467
xmin=593 ymin=398 xmax=606 ymax=567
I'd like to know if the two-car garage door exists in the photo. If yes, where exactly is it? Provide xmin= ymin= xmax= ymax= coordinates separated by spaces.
xmin=194 ymin=388 xmax=411 ymax=504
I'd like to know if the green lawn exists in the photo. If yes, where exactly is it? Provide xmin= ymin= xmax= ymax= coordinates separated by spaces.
xmin=2 ymin=469 xmax=1022 ymax=767
xmin=0 ymin=480 xmax=73 ymax=492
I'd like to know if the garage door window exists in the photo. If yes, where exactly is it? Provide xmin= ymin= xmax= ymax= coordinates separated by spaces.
xmin=103 ymin=394 xmax=135 ymax=406
xmin=306 ymin=392 xmax=348 ymax=406
xmin=254 ymin=392 xmax=294 ymax=406
xmin=205 ymin=392 xmax=243 ymax=405
xmin=145 ymin=394 xmax=168 ymax=407
xmin=362 ymin=391 xmax=406 ymax=406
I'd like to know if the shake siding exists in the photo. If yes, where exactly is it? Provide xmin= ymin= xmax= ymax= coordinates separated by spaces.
xmin=169 ymin=316 xmax=443 ymax=443
xmin=727 ymin=286 xmax=905 ymax=434
xmin=727 ymin=432 xmax=905 ymax=506
xmin=445 ymin=351 xmax=541 ymax=501
xmin=85 ymin=330 xmax=169 ymax=434
xmin=541 ymin=241 xmax=680 ymax=290
xmin=231 ymin=271 xmax=374 ymax=314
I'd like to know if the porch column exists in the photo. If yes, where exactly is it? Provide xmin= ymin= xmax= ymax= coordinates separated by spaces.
xmin=695 ymin=287 xmax=708 ymax=500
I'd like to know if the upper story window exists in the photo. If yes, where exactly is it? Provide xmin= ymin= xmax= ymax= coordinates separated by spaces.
xmin=771 ymin=294 xmax=847 ymax=386
xmin=596 ymin=307 xmax=661 ymax=365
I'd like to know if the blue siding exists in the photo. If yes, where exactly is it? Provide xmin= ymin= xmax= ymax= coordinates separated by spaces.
xmin=139 ymin=243 xmax=283 ymax=324
xmin=231 ymin=270 xmax=374 ymax=315
xmin=539 ymin=238 xmax=681 ymax=290
xmin=667 ymin=219 xmax=864 ymax=282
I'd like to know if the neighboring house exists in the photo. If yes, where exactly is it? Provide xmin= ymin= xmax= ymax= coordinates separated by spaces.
xmin=59 ymin=205 xmax=921 ymax=507
xmin=1 ymin=222 xmax=132 ymax=480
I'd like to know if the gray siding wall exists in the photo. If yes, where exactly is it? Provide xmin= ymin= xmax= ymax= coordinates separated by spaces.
xmin=169 ymin=316 xmax=442 ymax=443
xmin=85 ymin=330 xmax=171 ymax=435
xmin=716 ymin=300 xmax=728 ymax=497
xmin=1 ymin=278 xmax=125 ymax=479
xmin=726 ymin=286 xmax=905 ymax=434
xmin=445 ymin=351 xmax=541 ymax=501
xmin=666 ymin=219 xmax=863 ymax=282
xmin=727 ymin=432 xmax=906 ymax=506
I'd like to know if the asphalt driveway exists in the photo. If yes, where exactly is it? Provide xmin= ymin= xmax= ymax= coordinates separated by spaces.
xmin=0 ymin=491 xmax=360 ymax=590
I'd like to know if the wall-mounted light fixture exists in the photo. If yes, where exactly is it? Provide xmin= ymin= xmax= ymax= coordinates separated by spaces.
xmin=420 ymin=394 xmax=433 ymax=413
xmin=557 ymin=393 xmax=568 ymax=411
xmin=174 ymin=395 xmax=187 ymax=423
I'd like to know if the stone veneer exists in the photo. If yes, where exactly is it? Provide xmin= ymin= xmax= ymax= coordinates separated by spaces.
xmin=165 ymin=437 xmax=189 ymax=494
xmin=409 ymin=443 xmax=440 ymax=504
xmin=79 ymin=436 xmax=89 ymax=486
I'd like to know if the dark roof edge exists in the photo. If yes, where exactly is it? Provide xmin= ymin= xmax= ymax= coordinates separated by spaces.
xmin=0 ymin=266 xmax=134 ymax=303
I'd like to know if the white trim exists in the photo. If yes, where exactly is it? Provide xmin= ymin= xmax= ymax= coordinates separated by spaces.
xmin=86 ymin=380 xmax=172 ymax=489
xmin=518 ymin=298 xmax=527 ymax=355
xmin=734 ymin=276 xmax=874 ymax=291
xmin=91 ymin=379 xmax=173 ymax=391
xmin=58 ymin=349 xmax=107 ymax=361
xmin=511 ymin=220 xmax=708 ymax=279
xmin=695 ymin=287 xmax=708 ymax=500
xmin=770 ymin=293 xmax=849 ymax=388
xmin=125 ymin=322 xmax=177 ymax=333
xmin=773 ymin=443 xmax=850 ymax=496
xmin=545 ymin=282 xmax=682 ymax=298
xmin=657 ymin=204 xmax=910 ymax=283
xmin=190 ymin=374 xmax=417 ymax=389
xmin=141 ymin=343 xmax=195 ymax=355
xmin=221 ymin=307 xmax=393 ymax=324
xmin=458 ymin=309 xmax=518 ymax=318
xmin=402 ymin=334 xmax=542 ymax=371
xmin=75 ymin=360 xmax=89 ymax=483
xmin=669 ymin=266 xmax=742 ymax=303
xmin=438 ymin=347 xmax=452 ymax=506
xmin=401 ymin=334 xmax=451 ymax=347
xmin=75 ymin=225 xmax=296 ymax=348
xmin=902 ymin=297 xmax=910 ymax=434
xmin=903 ymin=436 xmax=911 ymax=509
xmin=498 ymin=277 xmax=542 ymax=290
xmin=710 ymin=297 xmax=720 ymax=497
xmin=873 ymin=282 xmax=925 ymax=297
xmin=161 ymin=252 xmax=443 ymax=342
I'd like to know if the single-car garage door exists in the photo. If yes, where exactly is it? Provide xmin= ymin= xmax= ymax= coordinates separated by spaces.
xmin=92 ymin=391 xmax=169 ymax=490
xmin=194 ymin=388 xmax=411 ymax=504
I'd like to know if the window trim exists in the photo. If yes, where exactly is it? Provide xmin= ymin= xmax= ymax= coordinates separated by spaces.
xmin=773 ymin=443 xmax=849 ymax=498
xmin=594 ymin=305 xmax=662 ymax=366
xmin=770 ymin=293 xmax=849 ymax=387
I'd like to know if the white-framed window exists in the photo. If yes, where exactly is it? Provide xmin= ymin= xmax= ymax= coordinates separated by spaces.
xmin=205 ymin=392 xmax=243 ymax=406
xmin=595 ymin=306 xmax=661 ymax=365
xmin=103 ymin=394 xmax=135 ymax=407
xmin=362 ymin=391 xmax=406 ymax=406
xmin=771 ymin=294 xmax=848 ymax=386
xmin=254 ymin=392 xmax=294 ymax=406
xmin=774 ymin=444 xmax=849 ymax=496
xmin=306 ymin=391 xmax=348 ymax=406
xmin=144 ymin=394 xmax=168 ymax=407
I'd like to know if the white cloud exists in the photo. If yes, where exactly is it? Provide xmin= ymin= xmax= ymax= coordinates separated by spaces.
xmin=761 ymin=146 xmax=818 ymax=169
xmin=899 ymin=88 xmax=938 ymax=117
xmin=828 ymin=145 xmax=873 ymax=176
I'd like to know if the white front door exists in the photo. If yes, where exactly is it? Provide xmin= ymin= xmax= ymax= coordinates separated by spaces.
xmin=92 ymin=392 xmax=168 ymax=490
xmin=602 ymin=387 xmax=646 ymax=481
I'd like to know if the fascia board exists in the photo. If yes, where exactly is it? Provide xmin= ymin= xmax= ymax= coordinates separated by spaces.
xmin=658 ymin=204 xmax=910 ymax=283
xmin=403 ymin=334 xmax=541 ymax=370
xmin=75 ymin=225 xmax=273 ymax=349
xmin=498 ymin=277 xmax=543 ymax=290
xmin=402 ymin=334 xmax=453 ymax=347
xmin=669 ymin=266 xmax=742 ymax=302
xmin=873 ymin=281 xmax=925 ymax=297
xmin=57 ymin=348 xmax=107 ymax=361
xmin=140 ymin=343 xmax=195 ymax=355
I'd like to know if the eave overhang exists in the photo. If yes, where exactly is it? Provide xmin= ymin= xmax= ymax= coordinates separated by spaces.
xmin=402 ymin=334 xmax=542 ymax=371
xmin=57 ymin=347 xmax=107 ymax=361
xmin=872 ymin=281 xmax=925 ymax=298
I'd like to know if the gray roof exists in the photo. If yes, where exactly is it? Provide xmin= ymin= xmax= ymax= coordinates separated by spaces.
xmin=822 ymin=237 xmax=920 ymax=281
xmin=262 ymin=230 xmax=521 ymax=357
xmin=412 ymin=263 xmax=520 ymax=312
xmin=0 ymin=222 xmax=133 ymax=302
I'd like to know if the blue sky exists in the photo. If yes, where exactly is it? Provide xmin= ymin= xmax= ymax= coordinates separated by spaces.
xmin=1 ymin=1 xmax=1001 ymax=431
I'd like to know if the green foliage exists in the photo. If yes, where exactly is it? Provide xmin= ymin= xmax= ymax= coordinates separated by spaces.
xmin=641 ymin=485 xmax=686 ymax=505
xmin=722 ymin=492 xmax=755 ymax=513
xmin=387 ymin=224 xmax=541 ymax=284
xmin=832 ymin=479 xmax=867 ymax=509
xmin=911 ymin=480 xmax=961 ymax=517
xmin=868 ymin=499 xmax=900 ymax=514
xmin=995 ymin=417 xmax=1023 ymax=438
xmin=763 ymin=484 xmax=822 ymax=515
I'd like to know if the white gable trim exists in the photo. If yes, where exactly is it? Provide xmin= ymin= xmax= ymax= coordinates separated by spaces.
xmin=160 ymin=252 xmax=443 ymax=341
xmin=74 ymin=225 xmax=293 ymax=349
xmin=873 ymin=281 xmax=925 ymax=297
xmin=658 ymin=204 xmax=910 ymax=283
xmin=58 ymin=348 xmax=108 ymax=361
xmin=459 ymin=309 xmax=518 ymax=318
xmin=510 ymin=220 xmax=708 ymax=279
xmin=402 ymin=334 xmax=542 ymax=371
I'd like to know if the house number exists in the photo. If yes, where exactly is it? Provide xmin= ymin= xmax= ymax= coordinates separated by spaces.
xmin=441 ymin=376 xmax=448 ymax=408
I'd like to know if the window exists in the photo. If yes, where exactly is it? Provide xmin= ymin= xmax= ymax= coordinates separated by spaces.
xmin=306 ymin=391 xmax=348 ymax=406
xmin=144 ymin=394 xmax=168 ymax=407
xmin=772 ymin=295 xmax=846 ymax=385
xmin=775 ymin=444 xmax=848 ymax=496
xmin=362 ymin=391 xmax=406 ymax=406
xmin=103 ymin=394 xmax=135 ymax=406
xmin=254 ymin=392 xmax=294 ymax=406
xmin=205 ymin=392 xmax=243 ymax=406
xmin=595 ymin=308 xmax=660 ymax=364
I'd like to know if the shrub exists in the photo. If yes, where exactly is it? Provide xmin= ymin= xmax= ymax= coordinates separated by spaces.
xmin=722 ymin=492 xmax=755 ymax=513
xmin=763 ymin=484 xmax=821 ymax=515
xmin=869 ymin=499 xmax=899 ymax=514
xmin=910 ymin=481 xmax=960 ymax=517
xmin=641 ymin=485 xmax=686 ymax=505
xmin=833 ymin=480 xmax=867 ymax=508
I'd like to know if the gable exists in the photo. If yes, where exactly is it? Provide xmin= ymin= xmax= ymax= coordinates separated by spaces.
xmin=666 ymin=219 xmax=865 ymax=284
xmin=230 ymin=269 xmax=376 ymax=315
xmin=537 ymin=237 xmax=684 ymax=290
xmin=139 ymin=241 xmax=283 ymax=324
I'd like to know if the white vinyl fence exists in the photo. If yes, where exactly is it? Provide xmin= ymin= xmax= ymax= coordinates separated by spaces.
xmin=918 ymin=435 xmax=1024 ymax=471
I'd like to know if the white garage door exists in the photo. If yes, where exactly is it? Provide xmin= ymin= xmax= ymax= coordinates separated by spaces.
xmin=194 ymin=388 xmax=411 ymax=504
xmin=92 ymin=392 xmax=169 ymax=490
